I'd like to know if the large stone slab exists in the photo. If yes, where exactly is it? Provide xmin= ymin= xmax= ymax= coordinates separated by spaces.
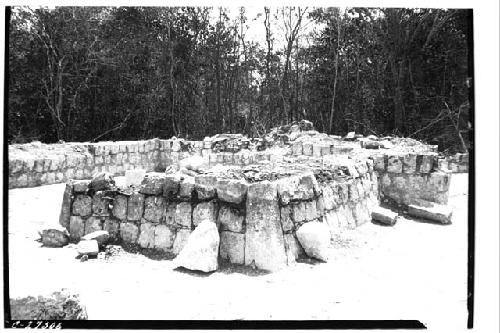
xmin=175 ymin=202 xmax=193 ymax=228
xmin=69 ymin=216 xmax=86 ymax=242
xmin=139 ymin=173 xmax=166 ymax=195
xmin=153 ymin=224 xmax=175 ymax=250
xmin=244 ymin=181 xmax=287 ymax=271
xmin=127 ymin=193 xmax=145 ymax=221
xmin=120 ymin=222 xmax=139 ymax=243
xmin=143 ymin=196 xmax=166 ymax=223
xmin=59 ymin=182 xmax=73 ymax=229
xmin=138 ymin=222 xmax=156 ymax=248
xmin=173 ymin=221 xmax=220 ymax=272
xmin=218 ymin=205 xmax=244 ymax=233
xmin=277 ymin=172 xmax=317 ymax=205
xmin=296 ymin=221 xmax=330 ymax=261
xmin=215 ymin=179 xmax=248 ymax=204
xmin=371 ymin=206 xmax=399 ymax=226
xmin=72 ymin=195 xmax=92 ymax=217
xmin=219 ymin=231 xmax=245 ymax=265
xmin=408 ymin=203 xmax=453 ymax=224
xmin=112 ymin=195 xmax=128 ymax=220
xmin=77 ymin=239 xmax=99 ymax=256
xmin=194 ymin=174 xmax=217 ymax=200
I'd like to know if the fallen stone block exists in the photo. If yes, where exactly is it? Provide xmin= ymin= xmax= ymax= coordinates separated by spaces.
xmin=173 ymin=220 xmax=220 ymax=272
xmin=39 ymin=228 xmax=70 ymax=247
xmin=408 ymin=203 xmax=453 ymax=224
xmin=77 ymin=239 xmax=99 ymax=256
xmin=82 ymin=230 xmax=110 ymax=248
xmin=371 ymin=206 xmax=399 ymax=226
xmin=296 ymin=221 xmax=330 ymax=262
xmin=73 ymin=180 xmax=91 ymax=193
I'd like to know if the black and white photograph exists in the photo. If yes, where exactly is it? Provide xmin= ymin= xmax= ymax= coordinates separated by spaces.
xmin=2 ymin=1 xmax=498 ymax=331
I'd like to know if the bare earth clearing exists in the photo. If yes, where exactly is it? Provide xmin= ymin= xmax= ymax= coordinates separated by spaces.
xmin=8 ymin=174 xmax=468 ymax=328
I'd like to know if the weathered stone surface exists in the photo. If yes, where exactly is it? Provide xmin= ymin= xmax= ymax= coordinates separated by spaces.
xmin=77 ymin=239 xmax=99 ymax=256
xmin=120 ymin=222 xmax=139 ymax=243
xmin=277 ymin=172 xmax=317 ymax=204
xmin=292 ymin=200 xmax=319 ymax=223
xmin=175 ymin=202 xmax=193 ymax=228
xmin=387 ymin=155 xmax=403 ymax=173
xmin=59 ymin=182 xmax=73 ymax=229
xmin=139 ymin=173 xmax=166 ymax=195
xmin=321 ymin=184 xmax=336 ymax=211
xmin=403 ymin=154 xmax=417 ymax=174
xmin=173 ymin=221 xmax=220 ymax=272
xmin=154 ymin=224 xmax=175 ymax=250
xmin=72 ymin=195 xmax=92 ymax=217
xmin=218 ymin=205 xmax=244 ymax=233
xmin=215 ymin=179 xmax=248 ymax=204
xmin=82 ymin=230 xmax=110 ymax=248
xmin=178 ymin=176 xmax=195 ymax=198
xmin=427 ymin=172 xmax=450 ymax=192
xmin=194 ymin=174 xmax=217 ymax=200
xmin=408 ymin=203 xmax=453 ymax=224
xmin=193 ymin=201 xmax=218 ymax=227
xmin=280 ymin=205 xmax=294 ymax=232
xmin=296 ymin=221 xmax=330 ymax=261
xmin=92 ymin=191 xmax=110 ymax=216
xmin=138 ymin=222 xmax=156 ymax=248
xmin=371 ymin=206 xmax=399 ymax=226
xmin=127 ymin=193 xmax=145 ymax=221
xmin=112 ymin=195 xmax=128 ymax=220
xmin=143 ymin=196 xmax=166 ymax=223
xmin=69 ymin=216 xmax=86 ymax=242
xmin=324 ymin=210 xmax=341 ymax=238
xmin=163 ymin=173 xmax=181 ymax=198
xmin=245 ymin=181 xmax=287 ymax=271
xmin=219 ymin=231 xmax=245 ymax=265
xmin=348 ymin=181 xmax=360 ymax=202
xmin=172 ymin=229 xmax=191 ymax=255
xmin=336 ymin=183 xmax=349 ymax=205
xmin=39 ymin=228 xmax=70 ymax=247
xmin=90 ymin=172 xmax=115 ymax=191
xmin=284 ymin=233 xmax=305 ymax=264
xmin=84 ymin=216 xmax=103 ymax=235
xmin=73 ymin=180 xmax=90 ymax=193
xmin=103 ymin=218 xmax=120 ymax=242
xmin=419 ymin=154 xmax=436 ymax=173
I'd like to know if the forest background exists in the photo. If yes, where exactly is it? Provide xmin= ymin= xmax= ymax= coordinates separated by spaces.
xmin=7 ymin=7 xmax=472 ymax=153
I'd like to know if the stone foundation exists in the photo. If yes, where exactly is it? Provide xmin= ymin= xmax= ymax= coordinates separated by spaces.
xmin=59 ymin=162 xmax=378 ymax=271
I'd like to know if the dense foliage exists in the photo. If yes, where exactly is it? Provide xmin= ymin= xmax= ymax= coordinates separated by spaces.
xmin=7 ymin=7 xmax=472 ymax=152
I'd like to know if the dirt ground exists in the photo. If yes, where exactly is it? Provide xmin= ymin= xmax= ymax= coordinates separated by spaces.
xmin=7 ymin=174 xmax=469 ymax=329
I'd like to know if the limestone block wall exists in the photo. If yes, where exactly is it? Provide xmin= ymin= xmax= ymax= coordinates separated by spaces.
xmin=439 ymin=153 xmax=469 ymax=173
xmin=59 ymin=165 xmax=379 ymax=271
xmin=9 ymin=140 xmax=162 ymax=189
xmin=370 ymin=152 xmax=451 ymax=206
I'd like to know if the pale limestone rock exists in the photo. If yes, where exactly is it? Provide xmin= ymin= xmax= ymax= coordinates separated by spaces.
xmin=173 ymin=221 xmax=219 ymax=272
xmin=296 ymin=221 xmax=330 ymax=261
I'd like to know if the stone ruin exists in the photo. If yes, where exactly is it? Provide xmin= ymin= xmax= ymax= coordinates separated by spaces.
xmin=9 ymin=120 xmax=469 ymax=272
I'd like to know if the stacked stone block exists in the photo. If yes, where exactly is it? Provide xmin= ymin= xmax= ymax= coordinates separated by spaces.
xmin=371 ymin=152 xmax=451 ymax=206
xmin=59 ymin=167 xmax=379 ymax=271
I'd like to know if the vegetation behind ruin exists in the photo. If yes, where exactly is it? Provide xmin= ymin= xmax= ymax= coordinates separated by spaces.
xmin=7 ymin=7 xmax=472 ymax=153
